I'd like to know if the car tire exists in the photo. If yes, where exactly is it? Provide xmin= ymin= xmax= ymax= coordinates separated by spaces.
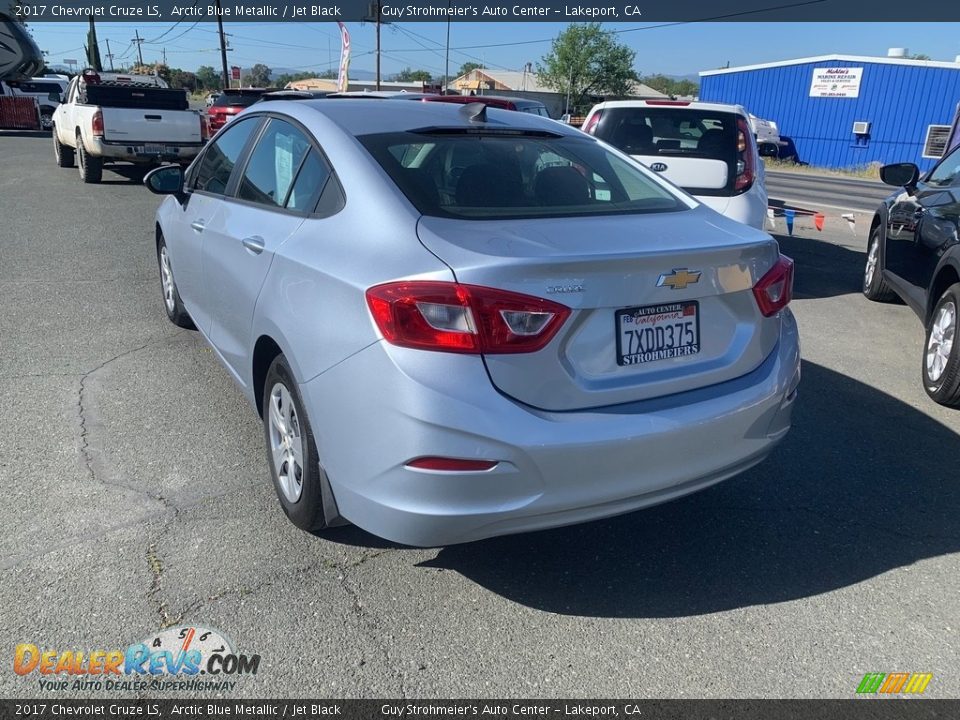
xmin=77 ymin=135 xmax=102 ymax=184
xmin=53 ymin=128 xmax=74 ymax=168
xmin=157 ymin=235 xmax=195 ymax=329
xmin=862 ymin=227 xmax=896 ymax=301
xmin=922 ymin=282 xmax=960 ymax=407
xmin=262 ymin=355 xmax=340 ymax=534
xmin=40 ymin=109 xmax=53 ymax=132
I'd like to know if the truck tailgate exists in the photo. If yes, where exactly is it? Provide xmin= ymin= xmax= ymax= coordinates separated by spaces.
xmin=101 ymin=108 xmax=200 ymax=144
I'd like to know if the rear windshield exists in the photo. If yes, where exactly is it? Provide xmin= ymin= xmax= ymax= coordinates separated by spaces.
xmin=214 ymin=92 xmax=265 ymax=108
xmin=359 ymin=131 xmax=684 ymax=220
xmin=594 ymin=108 xmax=738 ymax=194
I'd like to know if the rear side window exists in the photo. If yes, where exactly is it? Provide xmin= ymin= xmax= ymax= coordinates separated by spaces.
xmin=193 ymin=117 xmax=259 ymax=195
xmin=286 ymin=151 xmax=332 ymax=212
xmin=359 ymin=131 xmax=682 ymax=220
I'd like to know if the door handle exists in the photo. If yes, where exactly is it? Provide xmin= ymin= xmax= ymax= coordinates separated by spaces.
xmin=242 ymin=236 xmax=266 ymax=255
xmin=190 ymin=220 xmax=206 ymax=232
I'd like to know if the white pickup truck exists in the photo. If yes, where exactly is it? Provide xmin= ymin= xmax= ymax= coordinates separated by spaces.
xmin=52 ymin=69 xmax=208 ymax=183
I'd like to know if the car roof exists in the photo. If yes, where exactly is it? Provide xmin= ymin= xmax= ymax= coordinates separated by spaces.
xmin=258 ymin=98 xmax=578 ymax=139
xmin=591 ymin=99 xmax=748 ymax=116
xmin=327 ymin=91 xmax=435 ymax=99
xmin=422 ymin=95 xmax=546 ymax=108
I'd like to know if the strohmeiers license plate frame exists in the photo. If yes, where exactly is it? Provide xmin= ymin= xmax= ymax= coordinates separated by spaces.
xmin=615 ymin=300 xmax=700 ymax=366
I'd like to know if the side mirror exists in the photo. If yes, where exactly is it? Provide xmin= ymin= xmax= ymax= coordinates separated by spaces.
xmin=880 ymin=162 xmax=920 ymax=188
xmin=144 ymin=165 xmax=184 ymax=195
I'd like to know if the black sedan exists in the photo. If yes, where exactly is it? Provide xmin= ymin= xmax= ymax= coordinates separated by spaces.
xmin=864 ymin=144 xmax=960 ymax=406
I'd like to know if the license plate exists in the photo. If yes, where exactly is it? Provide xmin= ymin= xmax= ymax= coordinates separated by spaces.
xmin=616 ymin=301 xmax=700 ymax=366
xmin=142 ymin=144 xmax=167 ymax=154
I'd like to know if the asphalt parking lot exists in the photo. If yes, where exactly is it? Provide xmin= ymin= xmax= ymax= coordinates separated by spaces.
xmin=1 ymin=131 xmax=959 ymax=699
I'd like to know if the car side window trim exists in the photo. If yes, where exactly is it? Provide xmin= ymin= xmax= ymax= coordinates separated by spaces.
xmin=214 ymin=111 xmax=346 ymax=219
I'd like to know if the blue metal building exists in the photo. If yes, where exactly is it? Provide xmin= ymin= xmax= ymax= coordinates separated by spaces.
xmin=699 ymin=54 xmax=960 ymax=171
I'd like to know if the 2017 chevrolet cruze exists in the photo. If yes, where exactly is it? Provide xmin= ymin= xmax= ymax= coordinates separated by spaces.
xmin=145 ymin=99 xmax=800 ymax=546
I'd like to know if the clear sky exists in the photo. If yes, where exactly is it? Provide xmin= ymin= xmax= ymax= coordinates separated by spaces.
xmin=29 ymin=21 xmax=960 ymax=80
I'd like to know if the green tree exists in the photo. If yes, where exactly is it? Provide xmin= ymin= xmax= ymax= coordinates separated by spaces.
xmin=537 ymin=23 xmax=636 ymax=114
xmin=909 ymin=53 xmax=931 ymax=60
xmin=195 ymin=65 xmax=220 ymax=90
xmin=394 ymin=67 xmax=432 ymax=82
xmin=457 ymin=61 xmax=482 ymax=77
xmin=674 ymin=79 xmax=699 ymax=97
xmin=167 ymin=69 xmax=197 ymax=91
xmin=84 ymin=18 xmax=102 ymax=71
xmin=274 ymin=70 xmax=323 ymax=87
xmin=640 ymin=73 xmax=673 ymax=95
xmin=319 ymin=68 xmax=338 ymax=79
xmin=244 ymin=63 xmax=272 ymax=87
xmin=639 ymin=74 xmax=698 ymax=98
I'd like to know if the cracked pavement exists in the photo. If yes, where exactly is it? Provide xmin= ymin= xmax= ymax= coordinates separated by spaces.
xmin=1 ymin=134 xmax=959 ymax=698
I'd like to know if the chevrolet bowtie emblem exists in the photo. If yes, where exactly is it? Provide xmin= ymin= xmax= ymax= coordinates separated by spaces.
xmin=657 ymin=268 xmax=702 ymax=290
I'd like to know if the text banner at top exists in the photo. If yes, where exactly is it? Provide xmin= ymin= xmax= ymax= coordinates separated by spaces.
xmin=8 ymin=0 xmax=960 ymax=22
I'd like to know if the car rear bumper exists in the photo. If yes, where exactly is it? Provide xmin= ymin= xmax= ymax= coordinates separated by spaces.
xmin=302 ymin=309 xmax=800 ymax=547
xmin=89 ymin=137 xmax=203 ymax=162
xmin=697 ymin=184 xmax=768 ymax=230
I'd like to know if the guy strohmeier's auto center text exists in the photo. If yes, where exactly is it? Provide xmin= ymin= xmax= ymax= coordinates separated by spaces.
xmin=12 ymin=2 xmax=641 ymax=21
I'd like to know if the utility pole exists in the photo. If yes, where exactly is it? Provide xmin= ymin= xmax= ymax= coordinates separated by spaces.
xmin=216 ymin=0 xmax=229 ymax=90
xmin=132 ymin=29 xmax=144 ymax=67
xmin=375 ymin=0 xmax=381 ymax=90
xmin=105 ymin=38 xmax=114 ymax=71
xmin=130 ymin=29 xmax=144 ymax=67
xmin=443 ymin=2 xmax=451 ymax=95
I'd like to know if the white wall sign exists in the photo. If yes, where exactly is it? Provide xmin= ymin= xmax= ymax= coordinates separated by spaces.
xmin=809 ymin=67 xmax=863 ymax=98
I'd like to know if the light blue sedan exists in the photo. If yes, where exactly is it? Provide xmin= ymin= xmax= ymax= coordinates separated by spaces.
xmin=145 ymin=98 xmax=800 ymax=546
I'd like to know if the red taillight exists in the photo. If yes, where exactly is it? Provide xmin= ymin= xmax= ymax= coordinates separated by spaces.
xmin=200 ymin=114 xmax=210 ymax=141
xmin=406 ymin=457 xmax=498 ymax=472
xmin=644 ymin=100 xmax=691 ymax=106
xmin=734 ymin=116 xmax=756 ymax=193
xmin=753 ymin=256 xmax=794 ymax=316
xmin=365 ymin=281 xmax=570 ymax=355
xmin=91 ymin=110 xmax=103 ymax=138
xmin=582 ymin=110 xmax=602 ymax=135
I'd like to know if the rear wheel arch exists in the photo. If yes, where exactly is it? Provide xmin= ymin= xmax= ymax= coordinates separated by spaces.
xmin=928 ymin=263 xmax=960 ymax=322
xmin=252 ymin=335 xmax=284 ymax=418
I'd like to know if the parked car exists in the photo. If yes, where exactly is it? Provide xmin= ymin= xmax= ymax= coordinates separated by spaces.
xmin=863 ymin=145 xmax=960 ymax=405
xmin=0 ymin=76 xmax=67 ymax=129
xmin=144 ymin=100 xmax=799 ymax=546
xmin=52 ymin=69 xmax=207 ymax=183
xmin=255 ymin=89 xmax=332 ymax=103
xmin=207 ymin=88 xmax=272 ymax=132
xmin=421 ymin=94 xmax=551 ymax=117
xmin=582 ymin=100 xmax=768 ymax=230
xmin=204 ymin=91 xmax=221 ymax=107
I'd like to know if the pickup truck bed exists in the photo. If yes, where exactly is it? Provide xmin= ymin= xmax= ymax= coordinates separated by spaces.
xmin=53 ymin=77 xmax=206 ymax=184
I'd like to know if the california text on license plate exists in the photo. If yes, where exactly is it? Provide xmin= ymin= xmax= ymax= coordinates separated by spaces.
xmin=616 ymin=301 xmax=700 ymax=366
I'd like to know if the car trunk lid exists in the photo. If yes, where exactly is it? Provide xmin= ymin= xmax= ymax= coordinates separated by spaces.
xmin=416 ymin=207 xmax=781 ymax=411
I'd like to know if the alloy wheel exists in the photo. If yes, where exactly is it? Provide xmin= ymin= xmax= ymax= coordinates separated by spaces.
xmin=926 ymin=300 xmax=956 ymax=383
xmin=864 ymin=239 xmax=879 ymax=287
xmin=268 ymin=382 xmax=304 ymax=503
xmin=159 ymin=246 xmax=176 ymax=313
